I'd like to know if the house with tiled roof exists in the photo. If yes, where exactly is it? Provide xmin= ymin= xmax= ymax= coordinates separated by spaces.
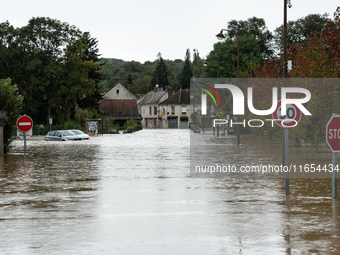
xmin=139 ymin=91 xmax=166 ymax=128
xmin=159 ymin=89 xmax=191 ymax=128
xmin=98 ymin=82 xmax=140 ymax=126
xmin=138 ymin=86 xmax=173 ymax=128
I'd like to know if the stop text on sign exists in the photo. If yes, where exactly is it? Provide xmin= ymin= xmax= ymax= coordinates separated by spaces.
xmin=326 ymin=114 xmax=340 ymax=153
xmin=328 ymin=129 xmax=340 ymax=139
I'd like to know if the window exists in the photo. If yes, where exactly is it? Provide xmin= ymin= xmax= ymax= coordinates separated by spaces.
xmin=171 ymin=106 xmax=175 ymax=114
xmin=149 ymin=107 xmax=152 ymax=115
xmin=163 ymin=108 xmax=165 ymax=116
xmin=182 ymin=106 xmax=186 ymax=114
xmin=154 ymin=106 xmax=157 ymax=115
xmin=116 ymin=90 xmax=119 ymax=94
xmin=154 ymin=119 xmax=157 ymax=127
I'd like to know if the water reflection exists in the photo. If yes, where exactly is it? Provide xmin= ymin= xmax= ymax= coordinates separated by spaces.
xmin=0 ymin=130 xmax=339 ymax=254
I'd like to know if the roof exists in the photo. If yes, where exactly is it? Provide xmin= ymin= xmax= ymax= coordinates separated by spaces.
xmin=133 ymin=94 xmax=145 ymax=100
xmin=102 ymin=83 xmax=137 ymax=100
xmin=139 ymin=91 xmax=166 ymax=105
xmin=98 ymin=99 xmax=140 ymax=120
xmin=160 ymin=89 xmax=190 ymax=105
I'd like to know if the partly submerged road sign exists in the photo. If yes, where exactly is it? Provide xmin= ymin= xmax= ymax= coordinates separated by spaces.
xmin=17 ymin=129 xmax=32 ymax=140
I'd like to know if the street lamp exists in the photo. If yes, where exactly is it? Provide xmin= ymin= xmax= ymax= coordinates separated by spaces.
xmin=216 ymin=28 xmax=240 ymax=145
xmin=215 ymin=29 xmax=227 ymax=40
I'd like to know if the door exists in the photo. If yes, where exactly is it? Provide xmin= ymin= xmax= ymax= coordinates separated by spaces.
xmin=180 ymin=120 xmax=188 ymax=129
xmin=168 ymin=118 xmax=177 ymax=128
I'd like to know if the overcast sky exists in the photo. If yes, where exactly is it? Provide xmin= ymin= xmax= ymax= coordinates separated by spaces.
xmin=2 ymin=0 xmax=339 ymax=63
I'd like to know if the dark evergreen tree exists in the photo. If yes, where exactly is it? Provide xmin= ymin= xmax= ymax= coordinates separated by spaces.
xmin=151 ymin=53 xmax=170 ymax=89
xmin=126 ymin=72 xmax=134 ymax=92
xmin=192 ymin=49 xmax=203 ymax=78
xmin=179 ymin=49 xmax=193 ymax=89
xmin=77 ymin=32 xmax=104 ymax=111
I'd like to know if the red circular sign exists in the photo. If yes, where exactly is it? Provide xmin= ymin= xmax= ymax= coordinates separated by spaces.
xmin=272 ymin=100 xmax=301 ymax=127
xmin=326 ymin=115 xmax=340 ymax=152
xmin=17 ymin=115 xmax=33 ymax=132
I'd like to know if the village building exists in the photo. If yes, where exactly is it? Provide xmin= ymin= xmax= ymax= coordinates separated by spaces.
xmin=159 ymin=89 xmax=191 ymax=129
xmin=98 ymin=81 xmax=140 ymax=126
xmin=138 ymin=86 xmax=170 ymax=128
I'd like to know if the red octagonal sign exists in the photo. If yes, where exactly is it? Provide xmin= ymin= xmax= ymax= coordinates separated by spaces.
xmin=17 ymin=115 xmax=33 ymax=132
xmin=326 ymin=115 xmax=340 ymax=152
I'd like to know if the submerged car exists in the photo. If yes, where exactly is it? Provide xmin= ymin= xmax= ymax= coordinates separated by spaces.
xmin=68 ymin=129 xmax=90 ymax=140
xmin=45 ymin=130 xmax=83 ymax=141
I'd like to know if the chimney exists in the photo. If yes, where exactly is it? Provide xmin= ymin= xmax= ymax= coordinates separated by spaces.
xmin=165 ymin=86 xmax=173 ymax=96
xmin=115 ymin=78 xmax=125 ymax=86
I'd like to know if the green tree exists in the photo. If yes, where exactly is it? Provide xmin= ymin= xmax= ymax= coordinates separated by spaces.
xmin=77 ymin=33 xmax=104 ymax=111
xmin=133 ymin=76 xmax=151 ymax=94
xmin=0 ymin=79 xmax=23 ymax=153
xmin=179 ymin=49 xmax=193 ymax=89
xmin=151 ymin=53 xmax=170 ymax=89
xmin=192 ymin=49 xmax=203 ymax=78
xmin=126 ymin=73 xmax=134 ymax=92
xmin=273 ymin=13 xmax=331 ymax=52
xmin=0 ymin=18 xmax=100 ymax=125
xmin=226 ymin=17 xmax=274 ymax=58
xmin=204 ymin=35 xmax=262 ymax=78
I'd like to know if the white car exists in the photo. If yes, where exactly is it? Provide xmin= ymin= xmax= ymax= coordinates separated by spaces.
xmin=45 ymin=130 xmax=80 ymax=141
xmin=68 ymin=129 xmax=90 ymax=140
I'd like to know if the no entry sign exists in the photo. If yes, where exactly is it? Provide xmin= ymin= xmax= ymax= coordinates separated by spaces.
xmin=326 ymin=114 xmax=340 ymax=153
xmin=17 ymin=115 xmax=33 ymax=132
xmin=272 ymin=100 xmax=302 ymax=127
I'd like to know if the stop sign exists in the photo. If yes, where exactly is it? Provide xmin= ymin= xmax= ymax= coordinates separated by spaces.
xmin=326 ymin=115 xmax=340 ymax=152
xmin=17 ymin=115 xmax=33 ymax=132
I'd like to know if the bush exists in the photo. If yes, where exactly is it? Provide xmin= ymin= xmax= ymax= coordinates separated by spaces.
xmin=63 ymin=121 xmax=80 ymax=130
xmin=0 ymin=79 xmax=23 ymax=153
xmin=123 ymin=120 xmax=142 ymax=132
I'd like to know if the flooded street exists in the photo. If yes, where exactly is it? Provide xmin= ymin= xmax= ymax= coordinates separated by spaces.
xmin=1 ymin=129 xmax=340 ymax=254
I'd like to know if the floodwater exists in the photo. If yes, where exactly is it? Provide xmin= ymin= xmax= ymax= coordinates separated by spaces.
xmin=0 ymin=129 xmax=340 ymax=254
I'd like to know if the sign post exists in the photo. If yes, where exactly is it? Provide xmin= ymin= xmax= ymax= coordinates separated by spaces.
xmin=272 ymin=100 xmax=302 ymax=196
xmin=326 ymin=113 xmax=340 ymax=199
xmin=49 ymin=118 xmax=53 ymax=131
xmin=16 ymin=115 xmax=33 ymax=155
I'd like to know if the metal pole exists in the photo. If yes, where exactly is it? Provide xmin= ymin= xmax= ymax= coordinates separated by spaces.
xmin=284 ymin=128 xmax=289 ymax=196
xmin=283 ymin=0 xmax=289 ymax=196
xmin=24 ymin=132 xmax=26 ymax=156
xmin=283 ymin=0 xmax=288 ymax=79
xmin=332 ymin=153 xmax=337 ymax=199
xmin=236 ymin=28 xmax=240 ymax=145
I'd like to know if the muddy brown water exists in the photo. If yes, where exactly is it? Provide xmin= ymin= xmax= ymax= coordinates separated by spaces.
xmin=0 ymin=129 xmax=339 ymax=254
